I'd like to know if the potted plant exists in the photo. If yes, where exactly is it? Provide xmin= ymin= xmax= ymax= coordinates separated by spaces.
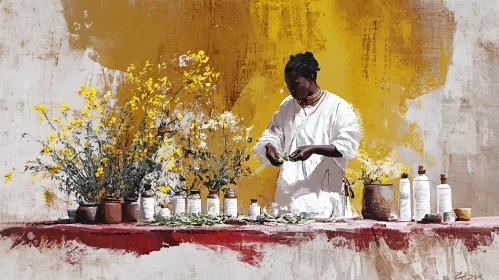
xmin=4 ymin=50 xmax=220 ymax=224
xmin=346 ymin=149 xmax=409 ymax=221
xmin=169 ymin=110 xmax=253 ymax=216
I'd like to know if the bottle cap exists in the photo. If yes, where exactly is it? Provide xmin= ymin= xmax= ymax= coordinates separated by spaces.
xmin=224 ymin=188 xmax=235 ymax=195
xmin=418 ymin=165 xmax=426 ymax=174
xmin=250 ymin=199 xmax=258 ymax=203
xmin=401 ymin=172 xmax=408 ymax=179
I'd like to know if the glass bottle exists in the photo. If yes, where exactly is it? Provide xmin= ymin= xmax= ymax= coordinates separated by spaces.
xmin=223 ymin=189 xmax=238 ymax=218
xmin=172 ymin=190 xmax=186 ymax=216
xmin=187 ymin=189 xmax=201 ymax=215
xmin=437 ymin=173 xmax=452 ymax=218
xmin=247 ymin=199 xmax=261 ymax=219
xmin=206 ymin=189 xmax=220 ymax=216
xmin=398 ymin=172 xmax=412 ymax=222
xmin=140 ymin=184 xmax=155 ymax=222
xmin=413 ymin=165 xmax=431 ymax=221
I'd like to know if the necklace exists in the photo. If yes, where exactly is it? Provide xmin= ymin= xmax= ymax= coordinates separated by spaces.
xmin=297 ymin=88 xmax=323 ymax=108
xmin=291 ymin=89 xmax=327 ymax=123
xmin=303 ymin=90 xmax=326 ymax=116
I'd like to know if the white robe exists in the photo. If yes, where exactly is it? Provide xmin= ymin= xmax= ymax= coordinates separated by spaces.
xmin=252 ymin=91 xmax=361 ymax=218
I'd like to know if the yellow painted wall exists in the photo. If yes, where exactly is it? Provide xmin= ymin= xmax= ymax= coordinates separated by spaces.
xmin=60 ymin=0 xmax=455 ymax=213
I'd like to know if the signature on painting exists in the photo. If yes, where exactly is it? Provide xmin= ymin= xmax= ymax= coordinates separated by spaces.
xmin=455 ymin=271 xmax=483 ymax=279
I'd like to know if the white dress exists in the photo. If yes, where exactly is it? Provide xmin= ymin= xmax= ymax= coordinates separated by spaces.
xmin=252 ymin=91 xmax=362 ymax=218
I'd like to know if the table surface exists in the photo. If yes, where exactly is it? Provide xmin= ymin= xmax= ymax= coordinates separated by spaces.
xmin=1 ymin=217 xmax=498 ymax=266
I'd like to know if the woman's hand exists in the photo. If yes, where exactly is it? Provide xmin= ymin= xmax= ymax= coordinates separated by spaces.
xmin=290 ymin=145 xmax=316 ymax=161
xmin=265 ymin=144 xmax=282 ymax=166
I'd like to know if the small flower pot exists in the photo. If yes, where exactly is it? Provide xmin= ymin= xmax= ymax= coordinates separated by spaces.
xmin=122 ymin=198 xmax=139 ymax=222
xmin=362 ymin=183 xmax=394 ymax=221
xmin=101 ymin=197 xmax=122 ymax=224
xmin=76 ymin=203 xmax=98 ymax=224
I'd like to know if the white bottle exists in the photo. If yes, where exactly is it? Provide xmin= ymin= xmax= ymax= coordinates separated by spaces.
xmin=248 ymin=199 xmax=261 ymax=219
xmin=437 ymin=173 xmax=452 ymax=218
xmin=140 ymin=184 xmax=155 ymax=222
xmin=223 ymin=189 xmax=238 ymax=218
xmin=413 ymin=165 xmax=431 ymax=221
xmin=206 ymin=190 xmax=220 ymax=216
xmin=398 ymin=172 xmax=412 ymax=222
xmin=187 ymin=190 xmax=202 ymax=215
xmin=172 ymin=191 xmax=186 ymax=215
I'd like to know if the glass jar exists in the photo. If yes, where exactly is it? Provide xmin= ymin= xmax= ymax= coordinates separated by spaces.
xmin=223 ymin=189 xmax=238 ymax=218
xmin=172 ymin=191 xmax=186 ymax=216
xmin=187 ymin=189 xmax=202 ymax=215
xmin=206 ymin=190 xmax=220 ymax=216
xmin=248 ymin=199 xmax=261 ymax=219
xmin=139 ymin=184 xmax=155 ymax=222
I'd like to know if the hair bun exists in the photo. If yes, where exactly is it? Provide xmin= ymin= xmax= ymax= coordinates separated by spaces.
xmin=304 ymin=51 xmax=314 ymax=58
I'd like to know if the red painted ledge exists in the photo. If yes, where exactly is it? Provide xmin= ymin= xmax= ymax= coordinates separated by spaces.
xmin=1 ymin=217 xmax=498 ymax=266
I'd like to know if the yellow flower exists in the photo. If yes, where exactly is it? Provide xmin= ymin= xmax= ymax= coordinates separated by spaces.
xmin=33 ymin=103 xmax=47 ymax=114
xmin=43 ymin=146 xmax=51 ymax=154
xmin=49 ymin=164 xmax=61 ymax=176
xmin=160 ymin=185 xmax=169 ymax=195
xmin=59 ymin=102 xmax=70 ymax=112
xmin=177 ymin=113 xmax=183 ymax=120
xmin=59 ymin=148 xmax=73 ymax=157
xmin=48 ymin=132 xmax=56 ymax=143
xmin=3 ymin=171 xmax=13 ymax=184
xmin=31 ymin=172 xmax=37 ymax=182
xmin=167 ymin=162 xmax=173 ymax=170
xmin=51 ymin=117 xmax=62 ymax=124
xmin=95 ymin=166 xmax=104 ymax=177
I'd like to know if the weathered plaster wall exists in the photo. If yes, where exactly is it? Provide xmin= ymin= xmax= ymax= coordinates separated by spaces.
xmin=0 ymin=0 xmax=467 ymax=219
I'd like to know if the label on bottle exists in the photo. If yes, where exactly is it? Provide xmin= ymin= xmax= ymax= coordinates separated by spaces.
xmin=207 ymin=198 xmax=220 ymax=216
xmin=224 ymin=198 xmax=238 ymax=217
xmin=248 ymin=205 xmax=261 ymax=218
xmin=188 ymin=199 xmax=201 ymax=215
xmin=413 ymin=179 xmax=431 ymax=221
xmin=172 ymin=197 xmax=186 ymax=215
xmin=437 ymin=187 xmax=452 ymax=217
xmin=140 ymin=197 xmax=155 ymax=221
xmin=399 ymin=180 xmax=412 ymax=222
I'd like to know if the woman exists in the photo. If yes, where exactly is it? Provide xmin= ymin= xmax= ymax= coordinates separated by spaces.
xmin=252 ymin=52 xmax=362 ymax=218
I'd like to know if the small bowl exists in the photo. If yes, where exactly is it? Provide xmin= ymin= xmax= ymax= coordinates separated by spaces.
xmin=454 ymin=208 xmax=471 ymax=221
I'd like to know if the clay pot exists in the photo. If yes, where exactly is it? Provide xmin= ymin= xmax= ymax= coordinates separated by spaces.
xmin=76 ymin=203 xmax=98 ymax=224
xmin=454 ymin=208 xmax=471 ymax=221
xmin=122 ymin=198 xmax=139 ymax=222
xmin=101 ymin=197 xmax=122 ymax=224
xmin=362 ymin=183 xmax=395 ymax=221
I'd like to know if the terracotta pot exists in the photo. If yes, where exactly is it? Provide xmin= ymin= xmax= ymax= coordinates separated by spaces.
xmin=454 ymin=208 xmax=471 ymax=221
xmin=122 ymin=199 xmax=139 ymax=222
xmin=101 ymin=197 xmax=122 ymax=224
xmin=362 ymin=183 xmax=395 ymax=221
xmin=76 ymin=203 xmax=98 ymax=224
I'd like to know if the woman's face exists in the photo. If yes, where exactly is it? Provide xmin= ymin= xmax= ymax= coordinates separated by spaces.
xmin=285 ymin=71 xmax=312 ymax=101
